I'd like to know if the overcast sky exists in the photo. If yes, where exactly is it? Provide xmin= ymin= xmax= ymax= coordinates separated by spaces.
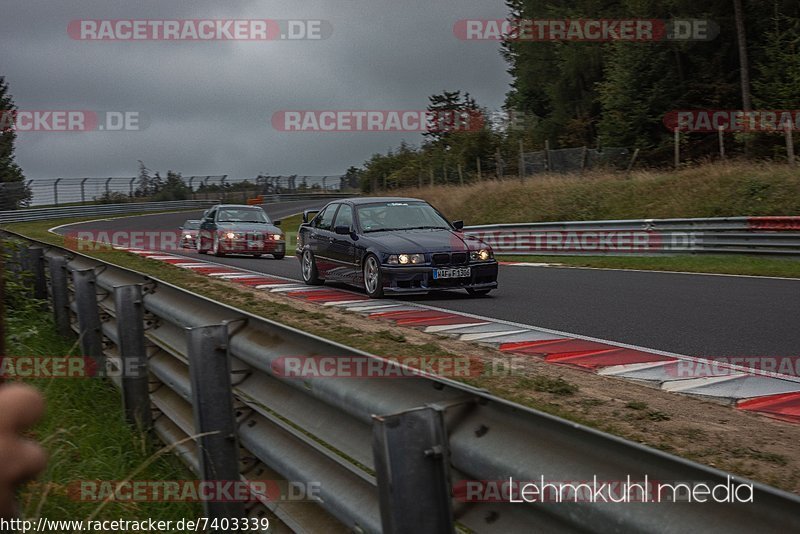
xmin=1 ymin=0 xmax=511 ymax=179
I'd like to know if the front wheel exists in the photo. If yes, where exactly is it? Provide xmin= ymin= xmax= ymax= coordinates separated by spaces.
xmin=363 ymin=255 xmax=384 ymax=299
xmin=272 ymin=252 xmax=285 ymax=260
xmin=301 ymin=249 xmax=323 ymax=285
xmin=197 ymin=234 xmax=207 ymax=254
xmin=466 ymin=288 xmax=492 ymax=297
xmin=212 ymin=235 xmax=226 ymax=257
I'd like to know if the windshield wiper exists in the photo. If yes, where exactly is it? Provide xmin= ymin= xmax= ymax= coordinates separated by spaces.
xmin=404 ymin=226 xmax=448 ymax=230
xmin=363 ymin=228 xmax=406 ymax=233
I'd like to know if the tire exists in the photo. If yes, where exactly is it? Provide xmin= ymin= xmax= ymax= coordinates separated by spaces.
xmin=272 ymin=252 xmax=285 ymax=260
xmin=363 ymin=254 xmax=384 ymax=299
xmin=212 ymin=234 xmax=226 ymax=257
xmin=301 ymin=249 xmax=323 ymax=285
xmin=467 ymin=288 xmax=492 ymax=297
xmin=197 ymin=234 xmax=207 ymax=254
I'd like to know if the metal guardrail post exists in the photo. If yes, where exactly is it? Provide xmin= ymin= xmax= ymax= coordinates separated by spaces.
xmin=48 ymin=255 xmax=72 ymax=337
xmin=114 ymin=284 xmax=152 ymax=431
xmin=72 ymin=268 xmax=105 ymax=365
xmin=26 ymin=247 xmax=47 ymax=299
xmin=372 ymin=406 xmax=455 ymax=533
xmin=187 ymin=323 xmax=246 ymax=522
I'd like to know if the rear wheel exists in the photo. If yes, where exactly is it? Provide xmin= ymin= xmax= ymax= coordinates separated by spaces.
xmin=252 ymin=253 xmax=262 ymax=258
xmin=467 ymin=288 xmax=492 ymax=297
xmin=363 ymin=255 xmax=384 ymax=299
xmin=272 ymin=252 xmax=285 ymax=260
xmin=301 ymin=249 xmax=323 ymax=285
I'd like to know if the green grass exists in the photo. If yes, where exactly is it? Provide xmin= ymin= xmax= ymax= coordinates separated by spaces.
xmin=500 ymin=253 xmax=800 ymax=278
xmin=4 ymin=273 xmax=200 ymax=523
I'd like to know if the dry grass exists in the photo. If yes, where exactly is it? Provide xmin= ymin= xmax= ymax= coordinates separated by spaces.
xmin=402 ymin=161 xmax=800 ymax=224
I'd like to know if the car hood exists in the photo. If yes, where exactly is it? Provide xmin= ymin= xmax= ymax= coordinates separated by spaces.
xmin=366 ymin=229 xmax=488 ymax=252
xmin=216 ymin=222 xmax=281 ymax=234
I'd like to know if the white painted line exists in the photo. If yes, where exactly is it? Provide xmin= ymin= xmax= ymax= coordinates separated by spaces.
xmin=661 ymin=375 xmax=748 ymax=392
xmin=598 ymin=361 xmax=674 ymax=376
xmin=424 ymin=322 xmax=489 ymax=333
xmin=323 ymin=300 xmax=369 ymax=307
xmin=459 ymin=330 xmax=530 ymax=341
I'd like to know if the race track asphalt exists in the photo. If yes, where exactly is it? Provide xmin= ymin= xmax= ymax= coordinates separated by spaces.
xmin=55 ymin=200 xmax=800 ymax=357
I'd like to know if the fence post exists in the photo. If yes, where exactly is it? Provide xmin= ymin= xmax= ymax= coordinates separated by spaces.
xmin=80 ymin=177 xmax=89 ymax=204
xmin=674 ymin=128 xmax=680 ymax=168
xmin=476 ymin=157 xmax=482 ymax=181
xmin=518 ymin=140 xmax=525 ymax=181
xmin=372 ymin=406 xmax=454 ymax=533
xmin=26 ymin=247 xmax=47 ymax=300
xmin=626 ymin=148 xmax=640 ymax=176
xmin=429 ymin=167 xmax=434 ymax=187
xmin=581 ymin=146 xmax=589 ymax=172
xmin=785 ymin=119 xmax=795 ymax=167
xmin=53 ymin=178 xmax=61 ymax=206
xmin=457 ymin=163 xmax=464 ymax=186
xmin=105 ymin=177 xmax=113 ymax=199
xmin=187 ymin=324 xmax=245 ymax=521
xmin=48 ymin=255 xmax=72 ymax=337
xmin=718 ymin=127 xmax=726 ymax=160
xmin=544 ymin=140 xmax=551 ymax=171
xmin=495 ymin=148 xmax=503 ymax=179
xmin=72 ymin=269 xmax=105 ymax=366
xmin=114 ymin=284 xmax=152 ymax=431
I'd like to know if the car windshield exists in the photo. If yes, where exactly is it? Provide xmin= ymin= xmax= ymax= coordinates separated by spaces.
xmin=357 ymin=201 xmax=451 ymax=233
xmin=183 ymin=220 xmax=200 ymax=230
xmin=217 ymin=208 xmax=270 ymax=224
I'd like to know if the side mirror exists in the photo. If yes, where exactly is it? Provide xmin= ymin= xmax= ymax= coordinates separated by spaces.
xmin=273 ymin=220 xmax=281 ymax=227
xmin=452 ymin=220 xmax=464 ymax=230
xmin=334 ymin=225 xmax=352 ymax=235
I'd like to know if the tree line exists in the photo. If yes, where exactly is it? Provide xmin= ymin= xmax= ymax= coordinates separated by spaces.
xmin=353 ymin=0 xmax=800 ymax=192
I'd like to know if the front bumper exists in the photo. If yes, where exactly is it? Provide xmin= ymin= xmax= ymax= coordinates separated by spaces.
xmin=380 ymin=261 xmax=498 ymax=293
xmin=218 ymin=238 xmax=285 ymax=254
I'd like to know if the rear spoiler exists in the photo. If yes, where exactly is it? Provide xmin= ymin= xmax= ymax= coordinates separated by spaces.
xmin=302 ymin=209 xmax=320 ymax=224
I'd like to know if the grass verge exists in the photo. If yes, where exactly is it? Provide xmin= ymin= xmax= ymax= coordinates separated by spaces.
xmin=2 ymin=269 xmax=200 ymax=523
xmin=501 ymin=254 xmax=800 ymax=278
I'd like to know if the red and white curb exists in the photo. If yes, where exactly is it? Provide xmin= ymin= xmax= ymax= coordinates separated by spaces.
xmin=119 ymin=247 xmax=800 ymax=424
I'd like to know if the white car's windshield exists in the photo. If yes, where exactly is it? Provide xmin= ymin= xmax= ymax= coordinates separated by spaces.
xmin=217 ymin=208 xmax=270 ymax=224
xmin=357 ymin=202 xmax=450 ymax=233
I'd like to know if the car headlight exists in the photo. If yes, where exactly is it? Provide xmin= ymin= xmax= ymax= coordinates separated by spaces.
xmin=387 ymin=253 xmax=425 ymax=265
xmin=184 ymin=234 xmax=192 ymax=239
xmin=271 ymin=234 xmax=282 ymax=241
xmin=470 ymin=249 xmax=492 ymax=261
xmin=225 ymin=232 xmax=237 ymax=239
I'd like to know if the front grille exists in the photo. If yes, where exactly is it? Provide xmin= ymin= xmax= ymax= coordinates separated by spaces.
xmin=451 ymin=252 xmax=468 ymax=264
xmin=432 ymin=253 xmax=450 ymax=266
xmin=432 ymin=252 xmax=468 ymax=266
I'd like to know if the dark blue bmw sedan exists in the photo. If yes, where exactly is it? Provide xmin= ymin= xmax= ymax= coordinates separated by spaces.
xmin=296 ymin=197 xmax=498 ymax=298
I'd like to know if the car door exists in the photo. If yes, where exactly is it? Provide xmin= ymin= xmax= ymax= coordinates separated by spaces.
xmin=328 ymin=203 xmax=358 ymax=282
xmin=309 ymin=204 xmax=339 ymax=275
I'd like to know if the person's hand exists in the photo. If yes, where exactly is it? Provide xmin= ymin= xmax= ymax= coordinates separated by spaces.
xmin=0 ymin=384 xmax=47 ymax=519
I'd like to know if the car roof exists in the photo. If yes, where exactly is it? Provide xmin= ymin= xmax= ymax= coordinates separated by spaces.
xmin=341 ymin=197 xmax=425 ymax=205
xmin=213 ymin=204 xmax=265 ymax=209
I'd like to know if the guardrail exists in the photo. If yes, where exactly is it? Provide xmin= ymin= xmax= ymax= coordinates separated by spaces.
xmin=465 ymin=216 xmax=800 ymax=256
xmin=0 ymin=194 xmax=358 ymax=225
xmin=3 ymin=230 xmax=800 ymax=533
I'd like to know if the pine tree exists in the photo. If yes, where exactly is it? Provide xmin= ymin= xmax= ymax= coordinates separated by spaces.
xmin=0 ymin=77 xmax=30 ymax=209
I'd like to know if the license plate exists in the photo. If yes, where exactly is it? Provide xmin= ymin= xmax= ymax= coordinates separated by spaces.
xmin=248 ymin=241 xmax=262 ymax=249
xmin=432 ymin=267 xmax=471 ymax=279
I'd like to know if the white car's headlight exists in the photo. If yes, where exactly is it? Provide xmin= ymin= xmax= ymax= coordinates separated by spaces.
xmin=388 ymin=253 xmax=425 ymax=265
xmin=184 ymin=234 xmax=192 ymax=239
xmin=470 ymin=249 xmax=492 ymax=261
xmin=271 ymin=234 xmax=282 ymax=241
xmin=225 ymin=232 xmax=237 ymax=239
